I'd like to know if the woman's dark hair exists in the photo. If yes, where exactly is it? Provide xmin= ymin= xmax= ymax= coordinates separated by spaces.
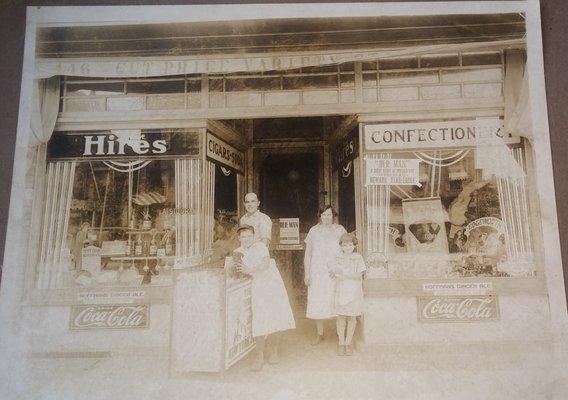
xmin=317 ymin=204 xmax=337 ymax=218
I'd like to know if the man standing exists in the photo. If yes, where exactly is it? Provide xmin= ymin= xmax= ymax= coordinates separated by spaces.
xmin=240 ymin=192 xmax=272 ymax=247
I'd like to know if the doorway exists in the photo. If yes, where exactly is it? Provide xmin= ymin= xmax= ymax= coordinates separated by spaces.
xmin=259 ymin=152 xmax=320 ymax=233
xmin=252 ymin=144 xmax=326 ymax=317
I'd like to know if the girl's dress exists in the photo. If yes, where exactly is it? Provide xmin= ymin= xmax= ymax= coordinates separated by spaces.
xmin=332 ymin=252 xmax=366 ymax=316
xmin=235 ymin=241 xmax=296 ymax=337
xmin=304 ymin=223 xmax=346 ymax=319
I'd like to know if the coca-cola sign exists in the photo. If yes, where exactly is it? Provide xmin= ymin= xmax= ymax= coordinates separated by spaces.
xmin=417 ymin=296 xmax=500 ymax=323
xmin=70 ymin=304 xmax=149 ymax=330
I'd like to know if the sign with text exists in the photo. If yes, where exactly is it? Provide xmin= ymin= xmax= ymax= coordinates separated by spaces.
xmin=422 ymin=282 xmax=493 ymax=296
xmin=332 ymin=128 xmax=359 ymax=170
xmin=365 ymin=158 xmax=421 ymax=186
xmin=417 ymin=295 xmax=500 ymax=323
xmin=69 ymin=304 xmax=150 ymax=330
xmin=36 ymin=47 xmax=473 ymax=79
xmin=278 ymin=218 xmax=300 ymax=245
xmin=225 ymin=282 xmax=254 ymax=368
xmin=206 ymin=133 xmax=245 ymax=174
xmin=77 ymin=291 xmax=146 ymax=304
xmin=81 ymin=245 xmax=102 ymax=277
xmin=364 ymin=120 xmax=518 ymax=151
xmin=48 ymin=130 xmax=200 ymax=161
xmin=464 ymin=217 xmax=506 ymax=236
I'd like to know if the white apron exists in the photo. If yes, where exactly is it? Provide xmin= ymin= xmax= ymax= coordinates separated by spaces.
xmin=251 ymin=259 xmax=296 ymax=337
xmin=237 ymin=242 xmax=295 ymax=337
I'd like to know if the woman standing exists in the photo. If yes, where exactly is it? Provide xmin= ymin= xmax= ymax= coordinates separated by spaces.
xmin=304 ymin=205 xmax=346 ymax=344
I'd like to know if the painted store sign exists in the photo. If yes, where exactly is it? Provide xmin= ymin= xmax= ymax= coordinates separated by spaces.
xmin=417 ymin=295 xmax=500 ymax=323
xmin=364 ymin=120 xmax=519 ymax=151
xmin=206 ymin=132 xmax=245 ymax=174
xmin=70 ymin=304 xmax=150 ymax=330
xmin=48 ymin=129 xmax=200 ymax=161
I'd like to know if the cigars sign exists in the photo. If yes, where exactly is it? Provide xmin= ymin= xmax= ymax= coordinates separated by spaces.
xmin=417 ymin=296 xmax=500 ymax=323
xmin=206 ymin=132 xmax=245 ymax=174
xmin=70 ymin=304 xmax=150 ymax=330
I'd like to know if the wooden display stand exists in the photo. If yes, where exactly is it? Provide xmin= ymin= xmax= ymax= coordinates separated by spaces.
xmin=169 ymin=263 xmax=254 ymax=374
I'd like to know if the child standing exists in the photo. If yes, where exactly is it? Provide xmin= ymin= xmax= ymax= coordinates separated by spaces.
xmin=329 ymin=233 xmax=366 ymax=356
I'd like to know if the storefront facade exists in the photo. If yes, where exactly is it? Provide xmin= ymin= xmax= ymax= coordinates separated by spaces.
xmin=7 ymin=10 xmax=564 ymax=372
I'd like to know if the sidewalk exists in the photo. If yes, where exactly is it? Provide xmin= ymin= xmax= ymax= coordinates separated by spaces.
xmin=5 ymin=320 xmax=567 ymax=400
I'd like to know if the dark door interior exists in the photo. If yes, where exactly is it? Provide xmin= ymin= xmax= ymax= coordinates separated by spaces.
xmin=259 ymin=152 xmax=320 ymax=233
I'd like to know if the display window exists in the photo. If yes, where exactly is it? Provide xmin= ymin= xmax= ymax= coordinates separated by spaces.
xmin=35 ymin=129 xmax=205 ymax=291
xmin=67 ymin=159 xmax=176 ymax=286
xmin=364 ymin=144 xmax=534 ymax=280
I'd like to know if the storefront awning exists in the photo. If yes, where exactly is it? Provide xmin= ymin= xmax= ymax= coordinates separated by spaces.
xmin=35 ymin=39 xmax=525 ymax=79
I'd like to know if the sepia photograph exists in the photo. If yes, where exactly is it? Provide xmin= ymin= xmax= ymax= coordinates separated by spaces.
xmin=1 ymin=1 xmax=568 ymax=399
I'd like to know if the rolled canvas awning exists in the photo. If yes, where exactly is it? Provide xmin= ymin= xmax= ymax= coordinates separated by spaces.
xmin=35 ymin=39 xmax=525 ymax=79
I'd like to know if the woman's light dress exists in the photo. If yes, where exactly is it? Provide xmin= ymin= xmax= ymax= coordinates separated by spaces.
xmin=304 ymin=223 xmax=346 ymax=319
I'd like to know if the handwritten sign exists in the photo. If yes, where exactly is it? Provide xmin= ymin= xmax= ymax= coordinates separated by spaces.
xmin=279 ymin=218 xmax=300 ymax=245
xmin=417 ymin=296 xmax=500 ymax=323
xmin=365 ymin=158 xmax=421 ymax=186
xmin=70 ymin=304 xmax=149 ymax=330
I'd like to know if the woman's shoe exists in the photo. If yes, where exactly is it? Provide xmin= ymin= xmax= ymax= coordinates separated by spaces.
xmin=337 ymin=345 xmax=346 ymax=356
xmin=267 ymin=347 xmax=279 ymax=364
xmin=311 ymin=334 xmax=324 ymax=346
xmin=345 ymin=344 xmax=353 ymax=356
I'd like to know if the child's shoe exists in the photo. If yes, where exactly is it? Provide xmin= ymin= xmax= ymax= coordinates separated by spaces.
xmin=311 ymin=334 xmax=324 ymax=346
xmin=337 ymin=344 xmax=346 ymax=356
xmin=345 ymin=344 xmax=353 ymax=356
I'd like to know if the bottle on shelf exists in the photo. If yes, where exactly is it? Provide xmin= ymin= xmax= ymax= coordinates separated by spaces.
xmin=134 ymin=235 xmax=143 ymax=256
xmin=125 ymin=236 xmax=132 ymax=256
xmin=143 ymin=236 xmax=150 ymax=256
xmin=165 ymin=232 xmax=174 ymax=256
xmin=157 ymin=233 xmax=166 ymax=257
xmin=149 ymin=235 xmax=158 ymax=256
xmin=142 ymin=207 xmax=152 ymax=230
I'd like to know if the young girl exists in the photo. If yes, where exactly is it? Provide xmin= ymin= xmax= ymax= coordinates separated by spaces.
xmin=329 ymin=233 xmax=366 ymax=356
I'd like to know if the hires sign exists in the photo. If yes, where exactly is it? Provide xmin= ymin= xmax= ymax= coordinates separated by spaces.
xmin=83 ymin=134 xmax=166 ymax=156
xmin=70 ymin=304 xmax=149 ymax=330
xmin=417 ymin=296 xmax=500 ymax=323
xmin=47 ymin=130 xmax=201 ymax=160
